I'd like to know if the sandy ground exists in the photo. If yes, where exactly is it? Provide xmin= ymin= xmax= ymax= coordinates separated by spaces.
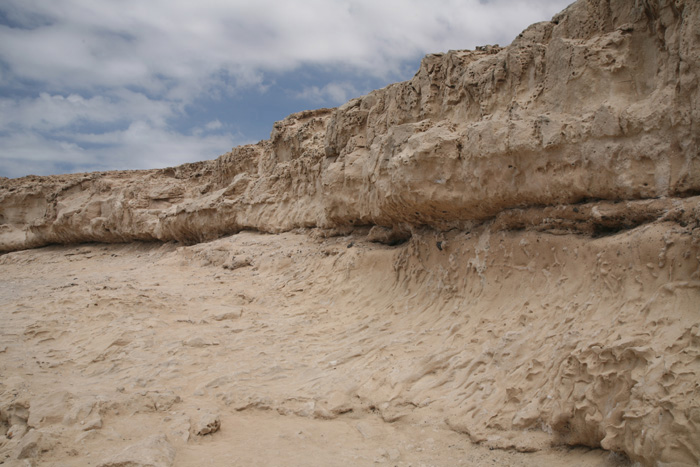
xmin=0 ymin=229 xmax=680 ymax=465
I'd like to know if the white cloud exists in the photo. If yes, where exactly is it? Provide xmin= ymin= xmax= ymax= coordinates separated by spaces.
xmin=0 ymin=122 xmax=241 ymax=177
xmin=0 ymin=0 xmax=573 ymax=178
xmin=205 ymin=120 xmax=223 ymax=131
xmin=0 ymin=0 xmax=572 ymax=95
xmin=72 ymin=121 xmax=239 ymax=170
xmin=295 ymin=82 xmax=362 ymax=106
xmin=0 ymin=91 xmax=175 ymax=130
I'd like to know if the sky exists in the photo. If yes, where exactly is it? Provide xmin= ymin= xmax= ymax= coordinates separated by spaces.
xmin=0 ymin=0 xmax=572 ymax=179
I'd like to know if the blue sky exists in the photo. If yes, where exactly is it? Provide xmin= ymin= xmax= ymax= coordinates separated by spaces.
xmin=0 ymin=0 xmax=572 ymax=178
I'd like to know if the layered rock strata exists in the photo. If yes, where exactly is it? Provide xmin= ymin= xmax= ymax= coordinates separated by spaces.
xmin=1 ymin=0 xmax=698 ymax=251
xmin=0 ymin=0 xmax=699 ymax=465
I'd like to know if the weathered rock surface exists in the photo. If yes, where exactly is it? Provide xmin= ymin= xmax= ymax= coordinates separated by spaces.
xmin=0 ymin=0 xmax=699 ymax=466
xmin=97 ymin=434 xmax=175 ymax=467
xmin=1 ymin=0 xmax=698 ymax=251
xmin=16 ymin=429 xmax=55 ymax=460
xmin=192 ymin=411 xmax=221 ymax=436
xmin=0 ymin=228 xmax=698 ymax=465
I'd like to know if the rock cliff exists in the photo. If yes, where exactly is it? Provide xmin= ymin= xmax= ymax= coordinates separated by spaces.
xmin=0 ymin=0 xmax=699 ymax=465
xmin=1 ymin=0 xmax=698 ymax=250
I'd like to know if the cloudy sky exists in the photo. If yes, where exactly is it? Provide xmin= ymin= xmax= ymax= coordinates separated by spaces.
xmin=0 ymin=0 xmax=572 ymax=179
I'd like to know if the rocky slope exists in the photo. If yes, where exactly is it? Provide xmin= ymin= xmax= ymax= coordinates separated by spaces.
xmin=1 ymin=0 xmax=699 ymax=465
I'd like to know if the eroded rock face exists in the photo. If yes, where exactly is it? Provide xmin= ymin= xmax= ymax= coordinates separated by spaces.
xmin=1 ymin=0 xmax=698 ymax=251
xmin=0 ymin=0 xmax=699 ymax=465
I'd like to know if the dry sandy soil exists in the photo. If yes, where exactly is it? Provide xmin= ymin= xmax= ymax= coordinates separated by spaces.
xmin=0 ymin=230 xmax=642 ymax=466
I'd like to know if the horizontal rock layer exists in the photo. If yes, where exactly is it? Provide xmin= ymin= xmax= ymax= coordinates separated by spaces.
xmin=1 ymin=0 xmax=699 ymax=251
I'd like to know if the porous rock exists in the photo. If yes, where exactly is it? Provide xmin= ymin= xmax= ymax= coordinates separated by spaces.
xmin=192 ymin=411 xmax=221 ymax=436
xmin=0 ymin=0 xmax=697 ymax=252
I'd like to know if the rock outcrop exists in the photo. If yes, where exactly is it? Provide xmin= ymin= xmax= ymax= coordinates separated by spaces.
xmin=1 ymin=0 xmax=698 ymax=251
xmin=0 ymin=0 xmax=699 ymax=465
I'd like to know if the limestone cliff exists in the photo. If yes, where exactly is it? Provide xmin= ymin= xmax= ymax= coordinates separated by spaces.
xmin=1 ymin=0 xmax=698 ymax=250
xmin=0 ymin=0 xmax=699 ymax=465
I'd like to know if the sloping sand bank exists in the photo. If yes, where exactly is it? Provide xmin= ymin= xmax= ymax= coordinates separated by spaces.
xmin=1 ymin=211 xmax=698 ymax=465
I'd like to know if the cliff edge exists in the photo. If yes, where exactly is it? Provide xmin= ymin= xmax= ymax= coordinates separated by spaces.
xmin=1 ymin=0 xmax=698 ymax=250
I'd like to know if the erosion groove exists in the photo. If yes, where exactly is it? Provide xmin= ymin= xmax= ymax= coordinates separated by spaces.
xmin=0 ymin=0 xmax=699 ymax=465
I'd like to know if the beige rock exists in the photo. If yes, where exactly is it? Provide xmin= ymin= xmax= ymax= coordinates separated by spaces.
xmin=0 ymin=0 xmax=698 ymax=252
xmin=210 ymin=309 xmax=243 ymax=321
xmin=192 ymin=412 xmax=220 ymax=436
xmin=183 ymin=337 xmax=218 ymax=348
xmin=6 ymin=424 xmax=27 ymax=440
xmin=26 ymin=391 xmax=73 ymax=428
xmin=82 ymin=414 xmax=103 ymax=431
xmin=16 ymin=429 xmax=54 ymax=460
xmin=0 ymin=1 xmax=698 ymax=466
xmin=1 ymin=401 xmax=30 ymax=429
xmin=97 ymin=434 xmax=175 ymax=467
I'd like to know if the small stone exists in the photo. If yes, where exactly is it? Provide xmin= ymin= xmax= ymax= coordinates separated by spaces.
xmin=17 ymin=429 xmax=54 ymax=460
xmin=27 ymin=391 xmax=73 ymax=428
xmin=223 ymin=256 xmax=252 ymax=270
xmin=6 ymin=424 xmax=27 ymax=440
xmin=82 ymin=415 xmax=103 ymax=431
xmin=192 ymin=411 xmax=220 ymax=436
xmin=63 ymin=399 xmax=96 ymax=426
xmin=211 ymin=310 xmax=242 ymax=321
xmin=374 ymin=448 xmax=389 ymax=463
xmin=183 ymin=337 xmax=218 ymax=347
xmin=388 ymin=448 xmax=401 ymax=461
